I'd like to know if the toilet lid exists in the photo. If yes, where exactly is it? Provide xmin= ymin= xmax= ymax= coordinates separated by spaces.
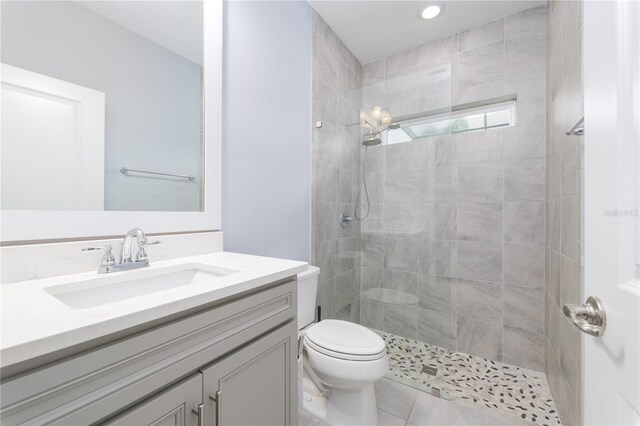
xmin=305 ymin=319 xmax=386 ymax=357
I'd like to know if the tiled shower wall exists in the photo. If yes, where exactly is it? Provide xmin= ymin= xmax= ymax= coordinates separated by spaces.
xmin=311 ymin=13 xmax=363 ymax=321
xmin=358 ymin=4 xmax=548 ymax=371
xmin=545 ymin=1 xmax=583 ymax=424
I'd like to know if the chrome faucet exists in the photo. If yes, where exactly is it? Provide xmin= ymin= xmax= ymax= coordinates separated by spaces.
xmin=121 ymin=228 xmax=147 ymax=263
xmin=83 ymin=228 xmax=161 ymax=274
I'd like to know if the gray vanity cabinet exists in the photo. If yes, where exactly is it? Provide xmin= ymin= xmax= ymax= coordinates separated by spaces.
xmin=202 ymin=321 xmax=296 ymax=426
xmin=1 ymin=279 xmax=298 ymax=426
xmin=105 ymin=374 xmax=203 ymax=426
xmin=104 ymin=321 xmax=297 ymax=426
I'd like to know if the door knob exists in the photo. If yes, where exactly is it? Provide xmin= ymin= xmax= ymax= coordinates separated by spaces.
xmin=563 ymin=296 xmax=606 ymax=337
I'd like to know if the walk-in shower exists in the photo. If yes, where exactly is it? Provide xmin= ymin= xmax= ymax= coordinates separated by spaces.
xmin=311 ymin=3 xmax=556 ymax=423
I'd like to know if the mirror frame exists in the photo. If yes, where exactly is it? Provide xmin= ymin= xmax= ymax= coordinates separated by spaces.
xmin=0 ymin=1 xmax=222 ymax=243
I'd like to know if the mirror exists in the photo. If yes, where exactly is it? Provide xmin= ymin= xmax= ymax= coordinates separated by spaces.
xmin=1 ymin=1 xmax=204 ymax=212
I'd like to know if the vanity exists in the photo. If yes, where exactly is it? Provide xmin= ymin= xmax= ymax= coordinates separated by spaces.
xmin=1 ymin=251 xmax=306 ymax=425
xmin=0 ymin=2 xmax=309 ymax=424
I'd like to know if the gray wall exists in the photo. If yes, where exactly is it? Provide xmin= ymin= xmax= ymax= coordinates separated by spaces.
xmin=311 ymin=14 xmax=363 ymax=321
xmin=545 ymin=1 xmax=583 ymax=424
xmin=1 ymin=1 xmax=203 ymax=212
xmin=222 ymin=1 xmax=312 ymax=262
xmin=357 ymin=4 xmax=548 ymax=371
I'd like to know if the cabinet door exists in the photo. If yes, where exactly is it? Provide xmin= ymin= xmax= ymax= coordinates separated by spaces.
xmin=104 ymin=374 xmax=203 ymax=426
xmin=202 ymin=321 xmax=297 ymax=426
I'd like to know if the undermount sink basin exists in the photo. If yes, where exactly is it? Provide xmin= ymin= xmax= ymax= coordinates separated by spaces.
xmin=45 ymin=263 xmax=239 ymax=309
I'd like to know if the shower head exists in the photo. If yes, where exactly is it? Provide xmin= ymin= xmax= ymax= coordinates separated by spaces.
xmin=362 ymin=135 xmax=382 ymax=146
xmin=361 ymin=122 xmax=401 ymax=146
xmin=370 ymin=122 xmax=401 ymax=136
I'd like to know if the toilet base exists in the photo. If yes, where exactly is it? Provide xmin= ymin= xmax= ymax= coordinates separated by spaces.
xmin=302 ymin=374 xmax=378 ymax=426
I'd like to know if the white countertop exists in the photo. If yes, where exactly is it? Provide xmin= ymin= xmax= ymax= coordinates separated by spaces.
xmin=0 ymin=251 xmax=307 ymax=369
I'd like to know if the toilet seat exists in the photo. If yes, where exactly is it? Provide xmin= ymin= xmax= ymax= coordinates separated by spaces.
xmin=305 ymin=319 xmax=386 ymax=361
xmin=305 ymin=338 xmax=386 ymax=361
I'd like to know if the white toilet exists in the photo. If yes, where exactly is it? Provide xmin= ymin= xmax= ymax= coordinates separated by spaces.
xmin=297 ymin=266 xmax=389 ymax=426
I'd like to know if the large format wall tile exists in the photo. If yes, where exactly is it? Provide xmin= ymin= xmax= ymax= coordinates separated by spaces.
xmin=503 ymin=285 xmax=544 ymax=334
xmin=458 ymin=163 xmax=504 ymax=203
xmin=455 ymin=278 xmax=503 ymax=322
xmin=503 ymin=325 xmax=544 ymax=371
xmin=457 ymin=202 xmax=503 ymax=241
xmin=459 ymin=19 xmax=504 ymax=53
xmin=560 ymin=195 xmax=578 ymax=261
xmin=505 ymin=28 xmax=546 ymax=80
xmin=316 ymin=239 xmax=337 ymax=279
xmin=384 ymin=170 xmax=418 ymax=204
xmin=335 ymin=270 xmax=354 ymax=311
xmin=385 ymin=269 xmax=418 ymax=297
xmin=419 ymin=240 xmax=456 ymax=278
xmin=504 ymin=201 xmax=545 ymax=244
xmin=545 ymin=1 xmax=582 ymax=423
xmin=504 ymin=159 xmax=546 ymax=202
xmin=418 ymin=34 xmax=458 ymax=65
xmin=434 ymin=166 xmax=458 ymax=203
xmin=504 ymin=3 xmax=547 ymax=38
xmin=417 ymin=274 xmax=452 ymax=313
xmin=458 ymin=41 xmax=505 ymax=91
xmin=425 ymin=202 xmax=457 ymax=240
xmin=360 ymin=295 xmax=383 ymax=330
xmin=503 ymin=244 xmax=545 ymax=289
xmin=504 ymin=75 xmax=546 ymax=117
xmin=456 ymin=241 xmax=502 ymax=283
xmin=502 ymin=114 xmax=546 ymax=161
xmin=385 ymin=235 xmax=421 ymax=271
xmin=457 ymin=314 xmax=503 ymax=361
xmin=384 ymin=202 xmax=422 ymax=235
xmin=384 ymin=301 xmax=418 ymax=340
xmin=455 ymin=130 xmax=503 ymax=164
xmin=362 ymin=59 xmax=384 ymax=85
xmin=361 ymin=232 xmax=384 ymax=266
xmin=419 ymin=307 xmax=457 ymax=350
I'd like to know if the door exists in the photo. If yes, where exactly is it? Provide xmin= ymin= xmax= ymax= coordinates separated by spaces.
xmin=0 ymin=63 xmax=105 ymax=210
xmin=583 ymin=1 xmax=640 ymax=424
xmin=201 ymin=322 xmax=297 ymax=426
xmin=104 ymin=374 xmax=203 ymax=426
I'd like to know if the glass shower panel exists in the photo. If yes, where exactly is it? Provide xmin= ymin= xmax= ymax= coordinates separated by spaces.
xmin=357 ymin=62 xmax=456 ymax=397
xmin=313 ymin=79 xmax=363 ymax=325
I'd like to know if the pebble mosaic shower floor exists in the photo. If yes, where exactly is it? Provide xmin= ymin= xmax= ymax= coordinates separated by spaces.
xmin=376 ymin=331 xmax=562 ymax=426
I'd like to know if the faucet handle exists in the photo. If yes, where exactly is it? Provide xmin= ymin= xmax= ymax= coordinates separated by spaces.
xmin=82 ymin=245 xmax=116 ymax=267
xmin=135 ymin=240 xmax=162 ymax=262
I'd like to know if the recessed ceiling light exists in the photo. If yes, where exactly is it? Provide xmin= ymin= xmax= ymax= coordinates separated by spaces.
xmin=420 ymin=3 xmax=442 ymax=20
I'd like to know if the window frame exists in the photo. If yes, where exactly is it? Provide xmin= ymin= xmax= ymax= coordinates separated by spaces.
xmin=387 ymin=100 xmax=517 ymax=144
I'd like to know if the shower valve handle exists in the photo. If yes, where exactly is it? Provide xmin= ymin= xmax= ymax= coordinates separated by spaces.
xmin=340 ymin=212 xmax=355 ymax=227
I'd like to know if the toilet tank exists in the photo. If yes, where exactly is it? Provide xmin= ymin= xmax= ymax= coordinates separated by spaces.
xmin=297 ymin=265 xmax=320 ymax=330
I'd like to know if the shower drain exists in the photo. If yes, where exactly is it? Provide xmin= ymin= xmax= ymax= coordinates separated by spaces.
xmin=421 ymin=364 xmax=438 ymax=376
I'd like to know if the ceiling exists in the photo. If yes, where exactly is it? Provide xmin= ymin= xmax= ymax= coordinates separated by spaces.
xmin=308 ymin=0 xmax=543 ymax=64
xmin=77 ymin=1 xmax=203 ymax=66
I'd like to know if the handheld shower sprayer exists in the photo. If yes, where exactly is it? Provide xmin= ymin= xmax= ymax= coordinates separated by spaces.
xmin=342 ymin=120 xmax=402 ymax=220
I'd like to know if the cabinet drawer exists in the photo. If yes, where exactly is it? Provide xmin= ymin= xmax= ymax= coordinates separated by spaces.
xmin=1 ymin=280 xmax=295 ymax=425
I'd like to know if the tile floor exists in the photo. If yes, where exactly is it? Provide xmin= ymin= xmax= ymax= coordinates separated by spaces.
xmin=379 ymin=332 xmax=560 ymax=426
xmin=298 ymin=377 xmax=534 ymax=425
